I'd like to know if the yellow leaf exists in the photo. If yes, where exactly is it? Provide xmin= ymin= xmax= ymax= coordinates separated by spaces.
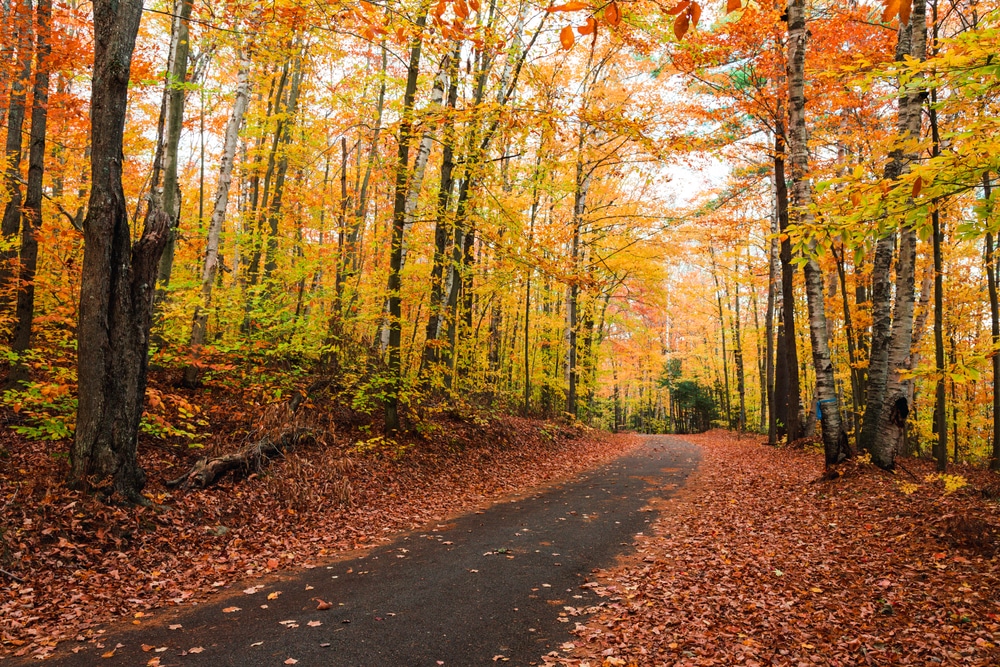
xmin=267 ymin=591 xmax=281 ymax=600
xmin=560 ymin=24 xmax=575 ymax=49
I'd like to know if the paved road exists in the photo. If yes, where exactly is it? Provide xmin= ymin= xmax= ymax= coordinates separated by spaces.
xmin=44 ymin=435 xmax=699 ymax=667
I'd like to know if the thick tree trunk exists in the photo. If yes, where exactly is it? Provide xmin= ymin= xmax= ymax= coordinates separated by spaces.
xmin=860 ymin=2 xmax=924 ymax=459
xmin=184 ymin=55 xmax=251 ymax=387
xmin=154 ymin=0 xmax=193 ymax=291
xmin=786 ymin=0 xmax=844 ymax=465
xmin=8 ymin=0 xmax=50 ymax=383
xmin=384 ymin=3 xmax=429 ymax=432
xmin=70 ymin=0 xmax=169 ymax=502
xmin=871 ymin=0 xmax=927 ymax=469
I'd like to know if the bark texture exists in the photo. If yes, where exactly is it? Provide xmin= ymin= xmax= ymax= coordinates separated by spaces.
xmin=8 ymin=0 xmax=50 ymax=382
xmin=70 ymin=0 xmax=168 ymax=502
xmin=786 ymin=0 xmax=845 ymax=465
xmin=870 ymin=0 xmax=927 ymax=469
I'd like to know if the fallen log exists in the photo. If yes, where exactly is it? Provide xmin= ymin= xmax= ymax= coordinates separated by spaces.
xmin=166 ymin=379 xmax=330 ymax=490
xmin=166 ymin=428 xmax=316 ymax=490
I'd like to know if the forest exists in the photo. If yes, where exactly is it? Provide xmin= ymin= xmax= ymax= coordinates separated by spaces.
xmin=0 ymin=0 xmax=998 ymax=495
xmin=2 ymin=0 xmax=1000 ymax=661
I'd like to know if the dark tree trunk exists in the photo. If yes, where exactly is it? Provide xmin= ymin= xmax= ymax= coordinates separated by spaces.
xmin=384 ymin=3 xmax=428 ymax=432
xmin=8 ymin=0 xmax=50 ymax=384
xmin=774 ymin=127 xmax=800 ymax=442
xmin=0 ymin=0 xmax=33 ymax=291
xmin=69 ymin=0 xmax=169 ymax=503
xmin=985 ymin=173 xmax=1000 ymax=470
xmin=421 ymin=51 xmax=460 ymax=369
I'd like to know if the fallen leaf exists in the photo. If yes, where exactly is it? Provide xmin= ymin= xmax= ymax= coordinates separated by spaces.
xmin=267 ymin=591 xmax=281 ymax=600
xmin=316 ymin=599 xmax=333 ymax=610
xmin=223 ymin=606 xmax=241 ymax=613
xmin=189 ymin=647 xmax=204 ymax=654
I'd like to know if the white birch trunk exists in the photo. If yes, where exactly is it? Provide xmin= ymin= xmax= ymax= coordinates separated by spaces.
xmin=183 ymin=56 xmax=251 ymax=386
xmin=786 ymin=0 xmax=845 ymax=466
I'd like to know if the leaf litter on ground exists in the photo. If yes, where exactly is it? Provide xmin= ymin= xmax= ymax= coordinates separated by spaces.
xmin=545 ymin=430 xmax=1000 ymax=667
xmin=0 ymin=407 xmax=637 ymax=659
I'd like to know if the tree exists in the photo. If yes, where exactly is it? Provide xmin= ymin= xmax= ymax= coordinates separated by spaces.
xmin=70 ymin=0 xmax=168 ymax=501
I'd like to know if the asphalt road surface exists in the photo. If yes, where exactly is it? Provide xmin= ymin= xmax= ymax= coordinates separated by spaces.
xmin=42 ymin=435 xmax=700 ymax=667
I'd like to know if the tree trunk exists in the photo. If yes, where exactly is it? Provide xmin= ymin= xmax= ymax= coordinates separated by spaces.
xmin=421 ymin=50 xmax=460 ymax=369
xmin=834 ymin=244 xmax=862 ymax=448
xmin=183 ymin=54 xmax=251 ymax=386
xmin=154 ymin=0 xmax=193 ymax=292
xmin=786 ymin=0 xmax=844 ymax=465
xmin=871 ymin=0 xmax=927 ymax=470
xmin=732 ymin=256 xmax=747 ymax=432
xmin=774 ymin=126 xmax=800 ymax=442
xmin=0 ymin=0 xmax=33 ymax=292
xmin=70 ymin=0 xmax=169 ymax=502
xmin=7 ymin=0 xmax=50 ymax=384
xmin=985 ymin=173 xmax=1000 ymax=470
xmin=263 ymin=53 xmax=303 ymax=281
xmin=860 ymin=0 xmax=925 ymax=460
xmin=384 ymin=2 xmax=429 ymax=432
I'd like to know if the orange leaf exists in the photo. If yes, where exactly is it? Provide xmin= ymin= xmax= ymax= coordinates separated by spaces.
xmin=604 ymin=1 xmax=621 ymax=26
xmin=899 ymin=0 xmax=912 ymax=24
xmin=726 ymin=0 xmax=741 ymax=13
xmin=851 ymin=192 xmax=861 ymax=206
xmin=433 ymin=0 xmax=447 ymax=18
xmin=912 ymin=176 xmax=922 ymax=198
xmin=361 ymin=1 xmax=375 ymax=12
xmin=547 ymin=1 xmax=589 ymax=11
xmin=674 ymin=11 xmax=689 ymax=39
xmin=689 ymin=2 xmax=701 ymax=27
xmin=881 ymin=0 xmax=900 ymax=22
xmin=454 ymin=0 xmax=469 ymax=19
xmin=316 ymin=599 xmax=333 ymax=610
xmin=560 ymin=24 xmax=576 ymax=49
xmin=469 ymin=0 xmax=480 ymax=10
xmin=578 ymin=17 xmax=596 ymax=34
xmin=666 ymin=0 xmax=690 ymax=15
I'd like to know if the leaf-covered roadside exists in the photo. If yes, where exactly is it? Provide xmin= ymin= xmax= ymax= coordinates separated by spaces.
xmin=0 ymin=410 xmax=638 ymax=661
xmin=547 ymin=431 xmax=1000 ymax=667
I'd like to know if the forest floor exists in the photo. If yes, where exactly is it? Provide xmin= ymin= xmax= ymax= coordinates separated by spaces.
xmin=546 ymin=431 xmax=1000 ymax=667
xmin=0 ymin=383 xmax=639 ymax=661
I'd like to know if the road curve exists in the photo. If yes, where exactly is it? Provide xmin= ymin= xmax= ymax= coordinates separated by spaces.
xmin=42 ymin=435 xmax=700 ymax=667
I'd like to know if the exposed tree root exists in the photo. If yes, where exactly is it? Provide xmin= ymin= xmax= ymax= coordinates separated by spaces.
xmin=166 ymin=379 xmax=330 ymax=490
